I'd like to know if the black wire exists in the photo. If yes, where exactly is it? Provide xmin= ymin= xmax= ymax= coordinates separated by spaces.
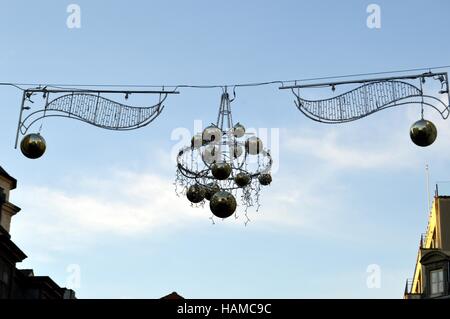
xmin=0 ymin=65 xmax=449 ymax=90
xmin=0 ymin=82 xmax=26 ymax=91
xmin=281 ymin=65 xmax=450 ymax=84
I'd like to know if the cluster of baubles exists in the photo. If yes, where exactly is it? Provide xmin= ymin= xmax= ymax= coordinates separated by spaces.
xmin=185 ymin=122 xmax=272 ymax=219
xmin=20 ymin=133 xmax=47 ymax=159
xmin=409 ymin=118 xmax=437 ymax=147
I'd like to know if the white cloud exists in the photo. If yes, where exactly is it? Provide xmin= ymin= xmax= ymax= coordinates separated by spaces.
xmin=14 ymin=172 xmax=205 ymax=238
xmin=18 ymin=107 xmax=446 ymax=255
xmin=11 ymin=170 xmax=208 ymax=257
xmin=10 ymin=157 xmax=352 ymax=259
xmin=284 ymin=128 xmax=415 ymax=169
xmin=280 ymin=105 xmax=450 ymax=171
xmin=280 ymin=79 xmax=450 ymax=172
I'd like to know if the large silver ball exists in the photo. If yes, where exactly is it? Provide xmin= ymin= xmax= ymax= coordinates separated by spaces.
xmin=186 ymin=184 xmax=206 ymax=203
xmin=211 ymin=162 xmax=232 ymax=180
xmin=245 ymin=137 xmax=263 ymax=155
xmin=202 ymin=145 xmax=220 ymax=164
xmin=20 ymin=133 xmax=46 ymax=159
xmin=203 ymin=125 xmax=222 ymax=144
xmin=258 ymin=173 xmax=272 ymax=186
xmin=210 ymin=191 xmax=237 ymax=218
xmin=410 ymin=119 xmax=437 ymax=147
xmin=204 ymin=183 xmax=220 ymax=201
xmin=233 ymin=123 xmax=246 ymax=138
xmin=234 ymin=172 xmax=251 ymax=187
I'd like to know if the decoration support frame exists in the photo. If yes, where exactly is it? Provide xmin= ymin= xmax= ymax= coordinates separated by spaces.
xmin=14 ymin=87 xmax=179 ymax=148
xmin=279 ymin=71 xmax=450 ymax=124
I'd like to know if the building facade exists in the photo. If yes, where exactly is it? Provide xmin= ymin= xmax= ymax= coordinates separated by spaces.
xmin=0 ymin=165 xmax=75 ymax=299
xmin=404 ymin=193 xmax=450 ymax=299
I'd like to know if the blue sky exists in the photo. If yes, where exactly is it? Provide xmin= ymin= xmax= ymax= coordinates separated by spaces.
xmin=1 ymin=0 xmax=450 ymax=298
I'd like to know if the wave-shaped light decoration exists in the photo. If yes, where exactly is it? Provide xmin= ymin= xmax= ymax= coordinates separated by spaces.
xmin=281 ymin=72 xmax=450 ymax=124
xmin=15 ymin=88 xmax=179 ymax=147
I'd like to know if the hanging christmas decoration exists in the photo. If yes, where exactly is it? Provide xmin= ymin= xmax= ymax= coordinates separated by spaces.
xmin=9 ymin=68 xmax=450 ymax=162
xmin=0 ymin=66 xmax=448 ymax=224
xmin=175 ymin=89 xmax=273 ymax=224
xmin=13 ymin=87 xmax=179 ymax=159
xmin=280 ymin=71 xmax=449 ymax=147
xmin=20 ymin=133 xmax=46 ymax=159
xmin=410 ymin=119 xmax=437 ymax=147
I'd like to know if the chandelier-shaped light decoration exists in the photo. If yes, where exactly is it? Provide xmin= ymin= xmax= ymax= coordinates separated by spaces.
xmin=175 ymin=90 xmax=273 ymax=224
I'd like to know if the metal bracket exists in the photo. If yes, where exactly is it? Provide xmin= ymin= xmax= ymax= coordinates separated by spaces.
xmin=279 ymin=72 xmax=450 ymax=123
xmin=14 ymin=88 xmax=179 ymax=148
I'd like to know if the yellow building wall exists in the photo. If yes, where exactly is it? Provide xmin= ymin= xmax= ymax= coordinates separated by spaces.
xmin=411 ymin=196 xmax=450 ymax=294
xmin=436 ymin=198 xmax=450 ymax=250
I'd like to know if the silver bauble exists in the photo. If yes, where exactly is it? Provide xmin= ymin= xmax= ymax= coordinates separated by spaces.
xmin=233 ymin=123 xmax=246 ymax=138
xmin=202 ymin=125 xmax=222 ymax=144
xmin=234 ymin=172 xmax=251 ymax=187
xmin=186 ymin=184 xmax=206 ymax=203
xmin=210 ymin=191 xmax=237 ymax=218
xmin=258 ymin=173 xmax=272 ymax=186
xmin=211 ymin=162 xmax=232 ymax=180
xmin=204 ymin=183 xmax=220 ymax=201
xmin=20 ymin=133 xmax=46 ymax=159
xmin=410 ymin=119 xmax=437 ymax=147
xmin=245 ymin=136 xmax=263 ymax=155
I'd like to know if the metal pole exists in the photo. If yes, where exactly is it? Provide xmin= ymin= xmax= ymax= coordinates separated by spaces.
xmin=279 ymin=72 xmax=448 ymax=90
xmin=14 ymin=91 xmax=27 ymax=149
xmin=23 ymin=88 xmax=179 ymax=94
xmin=445 ymin=73 xmax=450 ymax=108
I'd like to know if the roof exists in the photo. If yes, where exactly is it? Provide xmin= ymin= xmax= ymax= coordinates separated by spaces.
xmin=0 ymin=225 xmax=27 ymax=262
xmin=161 ymin=291 xmax=184 ymax=299
xmin=0 ymin=166 xmax=17 ymax=189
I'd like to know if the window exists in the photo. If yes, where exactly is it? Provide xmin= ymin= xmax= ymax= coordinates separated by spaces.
xmin=430 ymin=269 xmax=444 ymax=295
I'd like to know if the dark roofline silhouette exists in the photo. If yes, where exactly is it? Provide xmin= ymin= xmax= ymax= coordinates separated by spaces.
xmin=0 ymin=165 xmax=17 ymax=189
xmin=161 ymin=291 xmax=184 ymax=299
